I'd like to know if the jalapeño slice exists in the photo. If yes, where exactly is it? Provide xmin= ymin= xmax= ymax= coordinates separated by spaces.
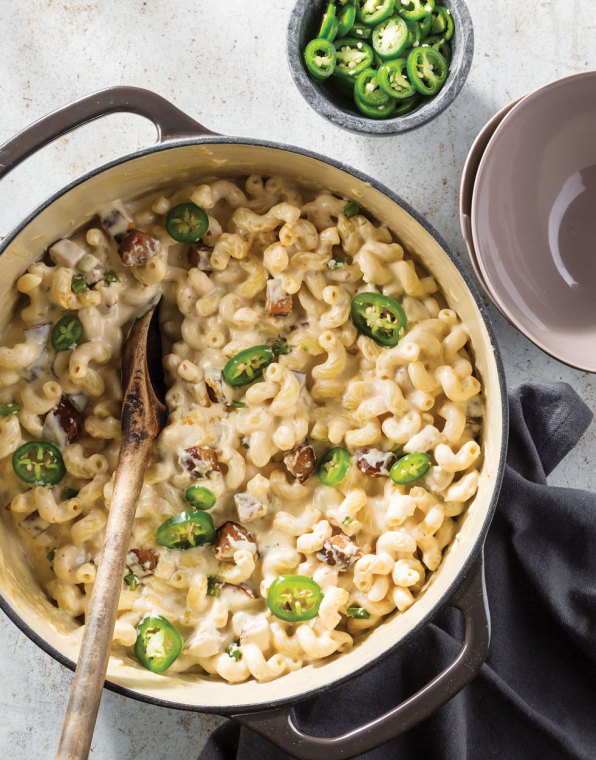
xmin=304 ymin=38 xmax=337 ymax=80
xmin=13 ymin=441 xmax=66 ymax=486
xmin=134 ymin=615 xmax=183 ymax=673
xmin=350 ymin=292 xmax=407 ymax=346
xmin=318 ymin=447 xmax=351 ymax=487
xmin=334 ymin=37 xmax=374 ymax=80
xmin=166 ymin=203 xmax=209 ymax=243
xmin=267 ymin=575 xmax=324 ymax=622
xmin=185 ymin=485 xmax=216 ymax=510
xmin=51 ymin=315 xmax=84 ymax=352
xmin=406 ymin=46 xmax=448 ymax=95
xmin=223 ymin=345 xmax=274 ymax=387
xmin=156 ymin=510 xmax=215 ymax=550
xmin=378 ymin=58 xmax=417 ymax=99
xmin=390 ymin=452 xmax=432 ymax=484
xmin=357 ymin=0 xmax=395 ymax=26
xmin=372 ymin=15 xmax=409 ymax=60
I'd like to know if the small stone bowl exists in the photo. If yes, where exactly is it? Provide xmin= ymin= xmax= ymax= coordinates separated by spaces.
xmin=287 ymin=0 xmax=474 ymax=136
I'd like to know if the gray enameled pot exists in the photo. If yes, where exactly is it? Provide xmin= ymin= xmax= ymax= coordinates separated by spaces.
xmin=0 ymin=87 xmax=507 ymax=760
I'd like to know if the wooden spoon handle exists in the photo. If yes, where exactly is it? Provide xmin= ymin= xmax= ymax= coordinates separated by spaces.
xmin=55 ymin=435 xmax=153 ymax=760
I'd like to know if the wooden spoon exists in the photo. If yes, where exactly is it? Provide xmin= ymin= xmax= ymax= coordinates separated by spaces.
xmin=56 ymin=300 xmax=167 ymax=760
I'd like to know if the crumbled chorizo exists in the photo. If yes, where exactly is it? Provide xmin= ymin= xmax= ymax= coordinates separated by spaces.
xmin=117 ymin=230 xmax=159 ymax=266
xmin=188 ymin=244 xmax=213 ymax=272
xmin=180 ymin=446 xmax=220 ymax=477
xmin=99 ymin=201 xmax=135 ymax=242
xmin=284 ymin=444 xmax=316 ymax=483
xmin=316 ymin=535 xmax=362 ymax=572
xmin=214 ymin=521 xmax=257 ymax=561
xmin=266 ymin=279 xmax=293 ymax=316
xmin=357 ymin=447 xmax=396 ymax=477
xmin=42 ymin=396 xmax=83 ymax=449
xmin=233 ymin=492 xmax=268 ymax=522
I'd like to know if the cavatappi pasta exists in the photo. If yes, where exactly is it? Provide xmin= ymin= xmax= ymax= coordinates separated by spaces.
xmin=0 ymin=175 xmax=483 ymax=683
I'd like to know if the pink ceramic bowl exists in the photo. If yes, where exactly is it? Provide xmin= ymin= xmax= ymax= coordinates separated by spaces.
xmin=470 ymin=71 xmax=596 ymax=372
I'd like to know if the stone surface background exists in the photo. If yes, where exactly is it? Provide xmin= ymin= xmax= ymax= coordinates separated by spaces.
xmin=0 ymin=1 xmax=594 ymax=756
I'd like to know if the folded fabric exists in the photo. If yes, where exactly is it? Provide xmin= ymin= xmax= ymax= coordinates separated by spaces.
xmin=200 ymin=382 xmax=596 ymax=760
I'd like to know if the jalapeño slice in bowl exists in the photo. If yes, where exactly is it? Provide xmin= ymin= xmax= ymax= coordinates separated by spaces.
xmin=357 ymin=0 xmax=395 ymax=26
xmin=378 ymin=58 xmax=417 ymax=99
xmin=267 ymin=575 xmax=324 ymax=622
xmin=354 ymin=90 xmax=396 ymax=118
xmin=318 ymin=447 xmax=351 ymax=487
xmin=13 ymin=441 xmax=66 ymax=486
xmin=156 ymin=510 xmax=215 ymax=550
xmin=185 ymin=485 xmax=216 ymax=510
xmin=372 ymin=15 xmax=409 ymax=60
xmin=431 ymin=5 xmax=454 ymax=39
xmin=223 ymin=345 xmax=275 ymax=387
xmin=397 ymin=0 xmax=435 ymax=21
xmin=166 ymin=202 xmax=209 ymax=242
xmin=354 ymin=68 xmax=390 ymax=106
xmin=407 ymin=46 xmax=448 ymax=95
xmin=390 ymin=452 xmax=432 ymax=484
xmin=334 ymin=37 xmax=374 ymax=80
xmin=319 ymin=1 xmax=339 ymax=40
xmin=51 ymin=315 xmax=84 ymax=351
xmin=134 ymin=615 xmax=183 ymax=673
xmin=337 ymin=3 xmax=357 ymax=36
xmin=304 ymin=38 xmax=337 ymax=80
xmin=350 ymin=292 xmax=407 ymax=346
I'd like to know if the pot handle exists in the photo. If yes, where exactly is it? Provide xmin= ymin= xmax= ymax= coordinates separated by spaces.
xmin=231 ymin=553 xmax=489 ymax=760
xmin=0 ymin=86 xmax=217 ymax=182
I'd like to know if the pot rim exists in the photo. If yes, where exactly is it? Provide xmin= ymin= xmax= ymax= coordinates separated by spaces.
xmin=0 ymin=135 xmax=509 ymax=715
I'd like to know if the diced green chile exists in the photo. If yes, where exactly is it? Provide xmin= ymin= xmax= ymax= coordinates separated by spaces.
xmin=223 ymin=345 xmax=274 ymax=386
xmin=134 ymin=615 xmax=183 ymax=673
xmin=267 ymin=575 xmax=324 ymax=622
xmin=398 ymin=0 xmax=435 ymax=21
xmin=371 ymin=15 xmax=408 ymax=59
xmin=207 ymin=576 xmax=220 ymax=596
xmin=390 ymin=452 xmax=432 ymax=484
xmin=63 ymin=487 xmax=79 ymax=499
xmin=357 ymin=0 xmax=395 ymax=26
xmin=378 ymin=58 xmax=417 ymax=99
xmin=318 ymin=447 xmax=351 ymax=486
xmin=156 ymin=510 xmax=215 ymax=550
xmin=354 ymin=68 xmax=390 ymax=106
xmin=354 ymin=90 xmax=396 ymax=118
xmin=333 ymin=37 xmax=374 ymax=79
xmin=51 ymin=315 xmax=84 ymax=351
xmin=319 ymin=2 xmax=338 ymax=40
xmin=71 ymin=275 xmax=88 ymax=293
xmin=105 ymin=269 xmax=121 ymax=284
xmin=13 ymin=441 xmax=66 ymax=486
xmin=337 ymin=3 xmax=357 ymax=36
xmin=431 ymin=5 xmax=454 ymax=39
xmin=166 ymin=202 xmax=209 ymax=242
xmin=124 ymin=572 xmax=140 ymax=591
xmin=185 ymin=485 xmax=216 ymax=509
xmin=343 ymin=201 xmax=360 ymax=218
xmin=407 ymin=46 xmax=448 ymax=95
xmin=350 ymin=292 xmax=407 ymax=346
xmin=0 ymin=402 xmax=20 ymax=415
xmin=271 ymin=336 xmax=290 ymax=356
xmin=304 ymin=38 xmax=337 ymax=80
xmin=346 ymin=606 xmax=371 ymax=619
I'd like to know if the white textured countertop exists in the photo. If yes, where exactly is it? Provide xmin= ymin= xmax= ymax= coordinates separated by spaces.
xmin=0 ymin=1 xmax=594 ymax=756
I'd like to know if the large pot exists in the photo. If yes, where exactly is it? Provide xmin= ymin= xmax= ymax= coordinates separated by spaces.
xmin=0 ymin=87 xmax=507 ymax=759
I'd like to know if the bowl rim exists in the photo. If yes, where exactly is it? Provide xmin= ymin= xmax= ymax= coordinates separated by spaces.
xmin=287 ymin=0 xmax=475 ymax=136
xmin=470 ymin=69 xmax=596 ymax=374
xmin=0 ymin=135 xmax=508 ymax=714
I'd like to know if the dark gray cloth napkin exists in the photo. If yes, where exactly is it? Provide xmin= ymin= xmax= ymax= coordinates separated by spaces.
xmin=200 ymin=383 xmax=596 ymax=760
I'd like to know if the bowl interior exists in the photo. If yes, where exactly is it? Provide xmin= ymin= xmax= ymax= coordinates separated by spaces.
xmin=288 ymin=0 xmax=474 ymax=135
xmin=0 ymin=141 xmax=504 ymax=711
xmin=471 ymin=71 xmax=596 ymax=372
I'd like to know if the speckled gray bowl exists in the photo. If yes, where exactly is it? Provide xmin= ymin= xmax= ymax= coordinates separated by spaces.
xmin=288 ymin=0 xmax=474 ymax=135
